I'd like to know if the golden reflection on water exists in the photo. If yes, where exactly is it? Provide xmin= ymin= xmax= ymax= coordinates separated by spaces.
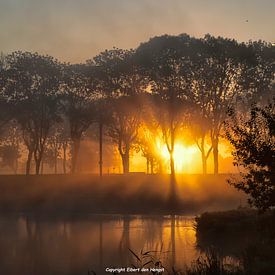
xmin=0 ymin=215 xmax=198 ymax=275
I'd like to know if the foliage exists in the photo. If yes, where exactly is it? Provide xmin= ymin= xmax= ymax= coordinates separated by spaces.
xmin=60 ymin=63 xmax=98 ymax=173
xmin=226 ymin=100 xmax=275 ymax=210
xmin=129 ymin=247 xmax=165 ymax=273
xmin=185 ymin=249 xmax=242 ymax=275
xmin=3 ymin=52 xmax=62 ymax=174
xmin=0 ymin=122 xmax=21 ymax=173
xmin=0 ymin=144 xmax=20 ymax=172
xmin=92 ymin=49 xmax=146 ymax=173
xmin=105 ymin=95 xmax=142 ymax=173
xmin=0 ymin=34 xmax=274 ymax=176
xmin=195 ymin=210 xmax=275 ymax=275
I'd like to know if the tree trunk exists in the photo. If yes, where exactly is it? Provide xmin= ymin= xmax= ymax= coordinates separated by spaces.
xmin=150 ymin=158 xmax=154 ymax=174
xmin=212 ymin=136 xmax=219 ymax=175
xmin=54 ymin=149 xmax=57 ymax=174
xmin=99 ymin=122 xmax=103 ymax=177
xmin=26 ymin=149 xmax=33 ymax=175
xmin=40 ymin=159 xmax=44 ymax=174
xmin=169 ymin=151 xmax=175 ymax=177
xmin=202 ymin=155 xmax=207 ymax=175
xmin=71 ymin=138 xmax=81 ymax=174
xmin=200 ymin=136 xmax=207 ymax=175
xmin=63 ymin=144 xmax=67 ymax=174
xmin=146 ymin=157 xmax=149 ymax=174
xmin=121 ymin=150 xmax=130 ymax=174
xmin=35 ymin=157 xmax=42 ymax=175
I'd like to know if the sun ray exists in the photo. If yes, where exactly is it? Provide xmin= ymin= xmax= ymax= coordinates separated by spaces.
xmin=159 ymin=142 xmax=198 ymax=173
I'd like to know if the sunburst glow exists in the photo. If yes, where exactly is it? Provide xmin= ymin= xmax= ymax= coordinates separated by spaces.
xmin=159 ymin=142 xmax=198 ymax=173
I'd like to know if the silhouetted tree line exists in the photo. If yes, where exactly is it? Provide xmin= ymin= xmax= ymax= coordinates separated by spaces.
xmin=0 ymin=34 xmax=274 ymax=178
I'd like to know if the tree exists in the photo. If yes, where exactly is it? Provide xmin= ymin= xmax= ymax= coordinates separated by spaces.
xmin=58 ymin=123 xmax=71 ymax=174
xmin=61 ymin=64 xmax=98 ymax=174
xmin=93 ymin=98 xmax=111 ymax=176
xmin=226 ymin=99 xmax=275 ymax=210
xmin=105 ymin=96 xmax=141 ymax=173
xmin=45 ymin=124 xmax=68 ymax=174
xmin=4 ymin=52 xmax=62 ymax=175
xmin=192 ymin=35 xmax=274 ymax=174
xmin=136 ymin=35 xmax=194 ymax=179
xmin=138 ymin=125 xmax=158 ymax=174
xmin=0 ymin=122 xmax=21 ymax=174
xmin=92 ymin=48 xmax=145 ymax=174
xmin=0 ymin=53 xmax=12 ymax=134
xmin=0 ymin=145 xmax=20 ymax=174
xmin=191 ymin=120 xmax=213 ymax=175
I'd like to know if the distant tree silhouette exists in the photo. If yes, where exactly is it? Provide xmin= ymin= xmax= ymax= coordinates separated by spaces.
xmin=0 ymin=53 xmax=13 ymax=134
xmin=93 ymin=48 xmax=145 ymax=174
xmin=44 ymin=124 xmax=69 ymax=174
xmin=226 ymin=99 xmax=275 ymax=210
xmin=105 ymin=96 xmax=141 ymax=173
xmin=61 ymin=64 xmax=98 ymax=174
xmin=93 ymin=98 xmax=111 ymax=176
xmin=57 ymin=123 xmax=71 ymax=174
xmin=0 ymin=122 xmax=21 ymax=174
xmin=3 ymin=52 xmax=62 ymax=175
xmin=0 ymin=34 xmax=274 ymax=178
xmin=93 ymin=48 xmax=145 ymax=97
xmin=136 ymin=35 xmax=194 ymax=185
xmin=189 ymin=35 xmax=274 ymax=174
xmin=138 ymin=125 xmax=158 ymax=174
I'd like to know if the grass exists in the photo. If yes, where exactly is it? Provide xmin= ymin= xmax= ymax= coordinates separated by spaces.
xmin=89 ymin=248 xmax=243 ymax=275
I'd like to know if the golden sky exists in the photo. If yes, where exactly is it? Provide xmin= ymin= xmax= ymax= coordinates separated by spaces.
xmin=0 ymin=0 xmax=274 ymax=63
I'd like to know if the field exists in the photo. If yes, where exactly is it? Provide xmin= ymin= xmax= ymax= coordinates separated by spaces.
xmin=0 ymin=174 xmax=246 ymax=215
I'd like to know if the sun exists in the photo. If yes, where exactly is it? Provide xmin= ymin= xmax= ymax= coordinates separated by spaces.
xmin=160 ymin=143 xmax=198 ymax=173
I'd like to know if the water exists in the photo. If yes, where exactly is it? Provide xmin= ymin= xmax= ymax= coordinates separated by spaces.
xmin=0 ymin=215 xmax=198 ymax=275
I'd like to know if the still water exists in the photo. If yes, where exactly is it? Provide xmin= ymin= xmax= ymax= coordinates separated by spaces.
xmin=0 ymin=215 xmax=198 ymax=275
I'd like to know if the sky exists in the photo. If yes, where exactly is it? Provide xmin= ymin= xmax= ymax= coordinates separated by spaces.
xmin=0 ymin=0 xmax=274 ymax=63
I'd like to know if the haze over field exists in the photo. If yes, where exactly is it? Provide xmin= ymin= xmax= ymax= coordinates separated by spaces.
xmin=0 ymin=0 xmax=274 ymax=62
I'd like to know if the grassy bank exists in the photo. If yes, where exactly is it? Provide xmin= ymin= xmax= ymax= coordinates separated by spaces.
xmin=0 ymin=174 xmax=245 ymax=215
xmin=194 ymin=209 xmax=275 ymax=275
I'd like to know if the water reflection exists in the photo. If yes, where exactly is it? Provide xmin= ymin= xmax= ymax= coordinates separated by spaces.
xmin=0 ymin=215 xmax=197 ymax=275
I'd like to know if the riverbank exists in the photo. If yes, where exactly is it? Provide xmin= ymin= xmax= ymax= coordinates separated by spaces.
xmin=0 ymin=174 xmax=245 ymax=215
xmin=194 ymin=209 xmax=275 ymax=274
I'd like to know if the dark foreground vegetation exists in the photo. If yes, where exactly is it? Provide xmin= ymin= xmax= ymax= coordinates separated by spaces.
xmin=194 ymin=209 xmax=275 ymax=275
xmin=0 ymin=174 xmax=245 ymax=215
